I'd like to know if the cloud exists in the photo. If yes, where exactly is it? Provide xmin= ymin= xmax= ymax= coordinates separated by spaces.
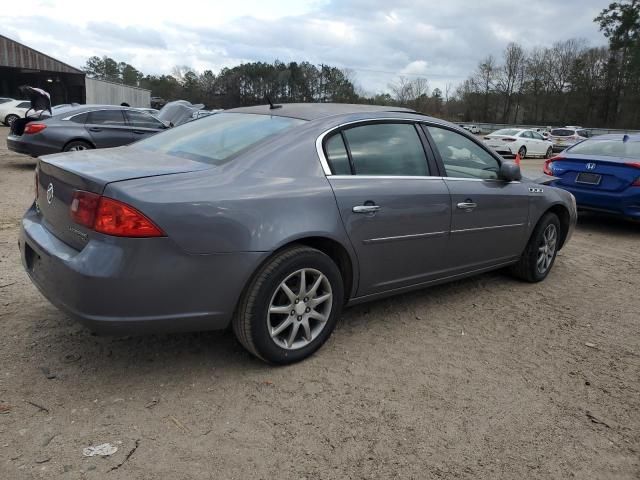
xmin=0 ymin=0 xmax=608 ymax=93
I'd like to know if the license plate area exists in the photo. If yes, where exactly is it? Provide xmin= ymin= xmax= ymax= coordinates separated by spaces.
xmin=576 ymin=172 xmax=602 ymax=185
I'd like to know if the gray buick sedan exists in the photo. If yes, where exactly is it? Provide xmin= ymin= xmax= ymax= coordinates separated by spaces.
xmin=20 ymin=103 xmax=576 ymax=364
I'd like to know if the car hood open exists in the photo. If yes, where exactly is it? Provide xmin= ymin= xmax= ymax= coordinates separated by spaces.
xmin=157 ymin=100 xmax=205 ymax=126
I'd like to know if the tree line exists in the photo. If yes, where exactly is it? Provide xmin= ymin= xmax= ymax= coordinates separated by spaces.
xmin=82 ymin=1 xmax=640 ymax=128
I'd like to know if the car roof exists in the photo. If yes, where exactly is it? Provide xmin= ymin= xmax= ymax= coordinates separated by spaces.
xmin=226 ymin=103 xmax=415 ymax=121
xmin=580 ymin=133 xmax=640 ymax=142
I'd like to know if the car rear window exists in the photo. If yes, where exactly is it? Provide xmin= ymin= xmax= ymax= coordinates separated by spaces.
xmin=567 ymin=138 xmax=640 ymax=159
xmin=551 ymin=129 xmax=575 ymax=136
xmin=492 ymin=129 xmax=520 ymax=136
xmin=135 ymin=113 xmax=306 ymax=165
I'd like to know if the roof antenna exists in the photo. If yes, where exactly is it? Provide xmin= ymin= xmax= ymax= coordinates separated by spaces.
xmin=266 ymin=95 xmax=282 ymax=110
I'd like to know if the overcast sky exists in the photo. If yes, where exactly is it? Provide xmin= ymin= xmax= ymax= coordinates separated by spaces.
xmin=1 ymin=0 xmax=609 ymax=94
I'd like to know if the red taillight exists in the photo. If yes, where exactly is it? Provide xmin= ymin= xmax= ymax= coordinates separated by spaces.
xmin=70 ymin=191 xmax=164 ymax=237
xmin=626 ymin=161 xmax=640 ymax=169
xmin=544 ymin=155 xmax=562 ymax=175
xmin=502 ymin=138 xmax=516 ymax=142
xmin=94 ymin=197 xmax=164 ymax=237
xmin=24 ymin=123 xmax=46 ymax=135
xmin=70 ymin=190 xmax=100 ymax=228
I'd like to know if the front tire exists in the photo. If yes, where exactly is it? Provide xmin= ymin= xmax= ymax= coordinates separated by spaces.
xmin=510 ymin=213 xmax=561 ymax=282
xmin=233 ymin=245 xmax=344 ymax=364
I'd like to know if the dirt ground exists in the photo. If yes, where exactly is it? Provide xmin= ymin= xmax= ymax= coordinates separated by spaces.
xmin=0 ymin=125 xmax=638 ymax=479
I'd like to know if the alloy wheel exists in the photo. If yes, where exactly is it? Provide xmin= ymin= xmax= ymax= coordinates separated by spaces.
xmin=537 ymin=224 xmax=557 ymax=274
xmin=267 ymin=268 xmax=333 ymax=350
xmin=69 ymin=144 xmax=88 ymax=151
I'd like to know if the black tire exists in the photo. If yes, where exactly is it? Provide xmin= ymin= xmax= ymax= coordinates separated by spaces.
xmin=63 ymin=140 xmax=93 ymax=152
xmin=4 ymin=114 xmax=18 ymax=126
xmin=545 ymin=147 xmax=553 ymax=159
xmin=233 ymin=245 xmax=344 ymax=364
xmin=518 ymin=146 xmax=527 ymax=159
xmin=510 ymin=212 xmax=561 ymax=282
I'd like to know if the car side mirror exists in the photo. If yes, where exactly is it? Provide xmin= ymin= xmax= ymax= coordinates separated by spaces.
xmin=499 ymin=161 xmax=522 ymax=182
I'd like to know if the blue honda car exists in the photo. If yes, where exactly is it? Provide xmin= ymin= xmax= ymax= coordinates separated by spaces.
xmin=544 ymin=134 xmax=640 ymax=219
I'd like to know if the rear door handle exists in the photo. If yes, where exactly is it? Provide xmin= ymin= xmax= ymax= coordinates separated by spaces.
xmin=133 ymin=130 xmax=146 ymax=134
xmin=353 ymin=205 xmax=381 ymax=214
xmin=457 ymin=201 xmax=477 ymax=210
xmin=88 ymin=127 xmax=102 ymax=132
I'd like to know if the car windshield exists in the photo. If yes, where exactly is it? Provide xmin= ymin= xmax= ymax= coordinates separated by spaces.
xmin=492 ymin=129 xmax=520 ymax=136
xmin=567 ymin=138 xmax=640 ymax=159
xmin=135 ymin=112 xmax=306 ymax=165
xmin=551 ymin=129 xmax=574 ymax=136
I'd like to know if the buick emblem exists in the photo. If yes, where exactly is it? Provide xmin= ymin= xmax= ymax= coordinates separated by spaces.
xmin=586 ymin=162 xmax=596 ymax=170
xmin=46 ymin=183 xmax=54 ymax=204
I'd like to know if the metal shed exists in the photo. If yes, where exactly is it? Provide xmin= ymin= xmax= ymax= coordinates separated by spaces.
xmin=0 ymin=34 xmax=150 ymax=107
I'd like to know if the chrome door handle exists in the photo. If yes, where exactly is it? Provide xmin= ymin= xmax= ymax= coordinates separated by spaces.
xmin=353 ymin=205 xmax=381 ymax=214
xmin=457 ymin=202 xmax=477 ymax=210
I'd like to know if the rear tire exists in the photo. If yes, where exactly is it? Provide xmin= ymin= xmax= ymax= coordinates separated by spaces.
xmin=545 ymin=147 xmax=553 ymax=159
xmin=518 ymin=146 xmax=527 ymax=159
xmin=510 ymin=213 xmax=561 ymax=282
xmin=4 ymin=114 xmax=18 ymax=126
xmin=233 ymin=245 xmax=344 ymax=364
xmin=63 ymin=140 xmax=93 ymax=152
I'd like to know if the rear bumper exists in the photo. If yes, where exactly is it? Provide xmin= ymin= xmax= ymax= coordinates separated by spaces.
xmin=20 ymin=206 xmax=266 ymax=334
xmin=7 ymin=135 xmax=59 ymax=157
xmin=551 ymin=183 xmax=640 ymax=219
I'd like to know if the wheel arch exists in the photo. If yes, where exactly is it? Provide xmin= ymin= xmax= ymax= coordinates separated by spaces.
xmin=62 ymin=138 xmax=95 ymax=152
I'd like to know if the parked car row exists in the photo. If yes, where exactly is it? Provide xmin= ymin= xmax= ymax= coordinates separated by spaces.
xmin=5 ymin=90 xmax=209 ymax=157
xmin=483 ymin=128 xmax=554 ymax=158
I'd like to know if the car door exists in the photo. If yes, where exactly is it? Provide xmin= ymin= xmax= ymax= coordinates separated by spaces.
xmin=324 ymin=122 xmax=452 ymax=297
xmin=424 ymin=125 xmax=530 ymax=272
xmin=85 ymin=109 xmax=133 ymax=148
xmin=124 ymin=109 xmax=166 ymax=142
xmin=519 ymin=130 xmax=534 ymax=154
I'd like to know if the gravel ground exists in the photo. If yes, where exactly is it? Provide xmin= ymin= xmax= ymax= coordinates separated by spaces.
xmin=0 ymin=126 xmax=638 ymax=479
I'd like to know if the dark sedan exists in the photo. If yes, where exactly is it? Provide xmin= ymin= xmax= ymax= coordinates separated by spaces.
xmin=7 ymin=105 xmax=169 ymax=157
xmin=20 ymin=103 xmax=576 ymax=364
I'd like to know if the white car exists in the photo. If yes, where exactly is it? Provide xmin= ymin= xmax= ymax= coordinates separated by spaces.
xmin=0 ymin=99 xmax=33 ymax=126
xmin=549 ymin=127 xmax=590 ymax=152
xmin=483 ymin=128 xmax=554 ymax=159
xmin=467 ymin=124 xmax=480 ymax=134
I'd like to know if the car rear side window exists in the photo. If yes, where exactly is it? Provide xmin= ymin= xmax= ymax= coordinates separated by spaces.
xmin=69 ymin=113 xmax=88 ymax=124
xmin=427 ymin=125 xmax=500 ymax=179
xmin=87 ymin=110 xmax=126 ymax=126
xmin=125 ymin=110 xmax=164 ymax=129
xmin=324 ymin=134 xmax=352 ymax=175
xmin=16 ymin=102 xmax=31 ymax=109
xmin=135 ymin=112 xmax=306 ymax=165
xmin=342 ymin=123 xmax=429 ymax=176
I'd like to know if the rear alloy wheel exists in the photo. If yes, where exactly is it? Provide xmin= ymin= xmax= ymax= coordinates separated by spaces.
xmin=510 ymin=212 xmax=561 ymax=282
xmin=63 ymin=140 xmax=93 ymax=152
xmin=545 ymin=146 xmax=553 ymax=159
xmin=518 ymin=146 xmax=527 ymax=159
xmin=4 ymin=114 xmax=18 ymax=126
xmin=233 ymin=245 xmax=344 ymax=364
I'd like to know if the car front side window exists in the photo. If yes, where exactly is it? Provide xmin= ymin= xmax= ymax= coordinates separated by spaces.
xmin=341 ymin=123 xmax=429 ymax=176
xmin=426 ymin=125 xmax=500 ymax=180
xmin=125 ymin=110 xmax=164 ymax=129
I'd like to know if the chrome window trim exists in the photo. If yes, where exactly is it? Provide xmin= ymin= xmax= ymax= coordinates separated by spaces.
xmin=315 ymin=116 xmax=513 ymax=182
xmin=61 ymin=107 xmax=133 ymax=122
xmin=315 ymin=116 xmax=454 ymax=177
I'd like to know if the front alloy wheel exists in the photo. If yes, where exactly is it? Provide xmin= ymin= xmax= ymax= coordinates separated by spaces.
xmin=537 ymin=224 xmax=557 ymax=274
xmin=510 ymin=212 xmax=561 ymax=282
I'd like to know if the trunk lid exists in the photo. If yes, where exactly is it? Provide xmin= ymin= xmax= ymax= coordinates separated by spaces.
xmin=550 ymin=154 xmax=640 ymax=192
xmin=36 ymin=147 xmax=212 ymax=250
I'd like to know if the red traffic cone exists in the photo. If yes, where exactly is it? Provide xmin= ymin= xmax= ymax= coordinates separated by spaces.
xmin=514 ymin=152 xmax=521 ymax=166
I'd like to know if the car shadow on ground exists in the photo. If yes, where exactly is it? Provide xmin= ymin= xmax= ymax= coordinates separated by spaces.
xmin=28 ymin=269 xmax=509 ymax=381
xmin=5 ymin=160 xmax=36 ymax=170
xmin=576 ymin=211 xmax=640 ymax=235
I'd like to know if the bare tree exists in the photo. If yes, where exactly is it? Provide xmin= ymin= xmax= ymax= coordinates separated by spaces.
xmin=497 ymin=43 xmax=526 ymax=122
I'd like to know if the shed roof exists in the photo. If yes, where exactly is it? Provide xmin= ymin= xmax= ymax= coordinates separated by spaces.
xmin=0 ymin=34 xmax=84 ymax=74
